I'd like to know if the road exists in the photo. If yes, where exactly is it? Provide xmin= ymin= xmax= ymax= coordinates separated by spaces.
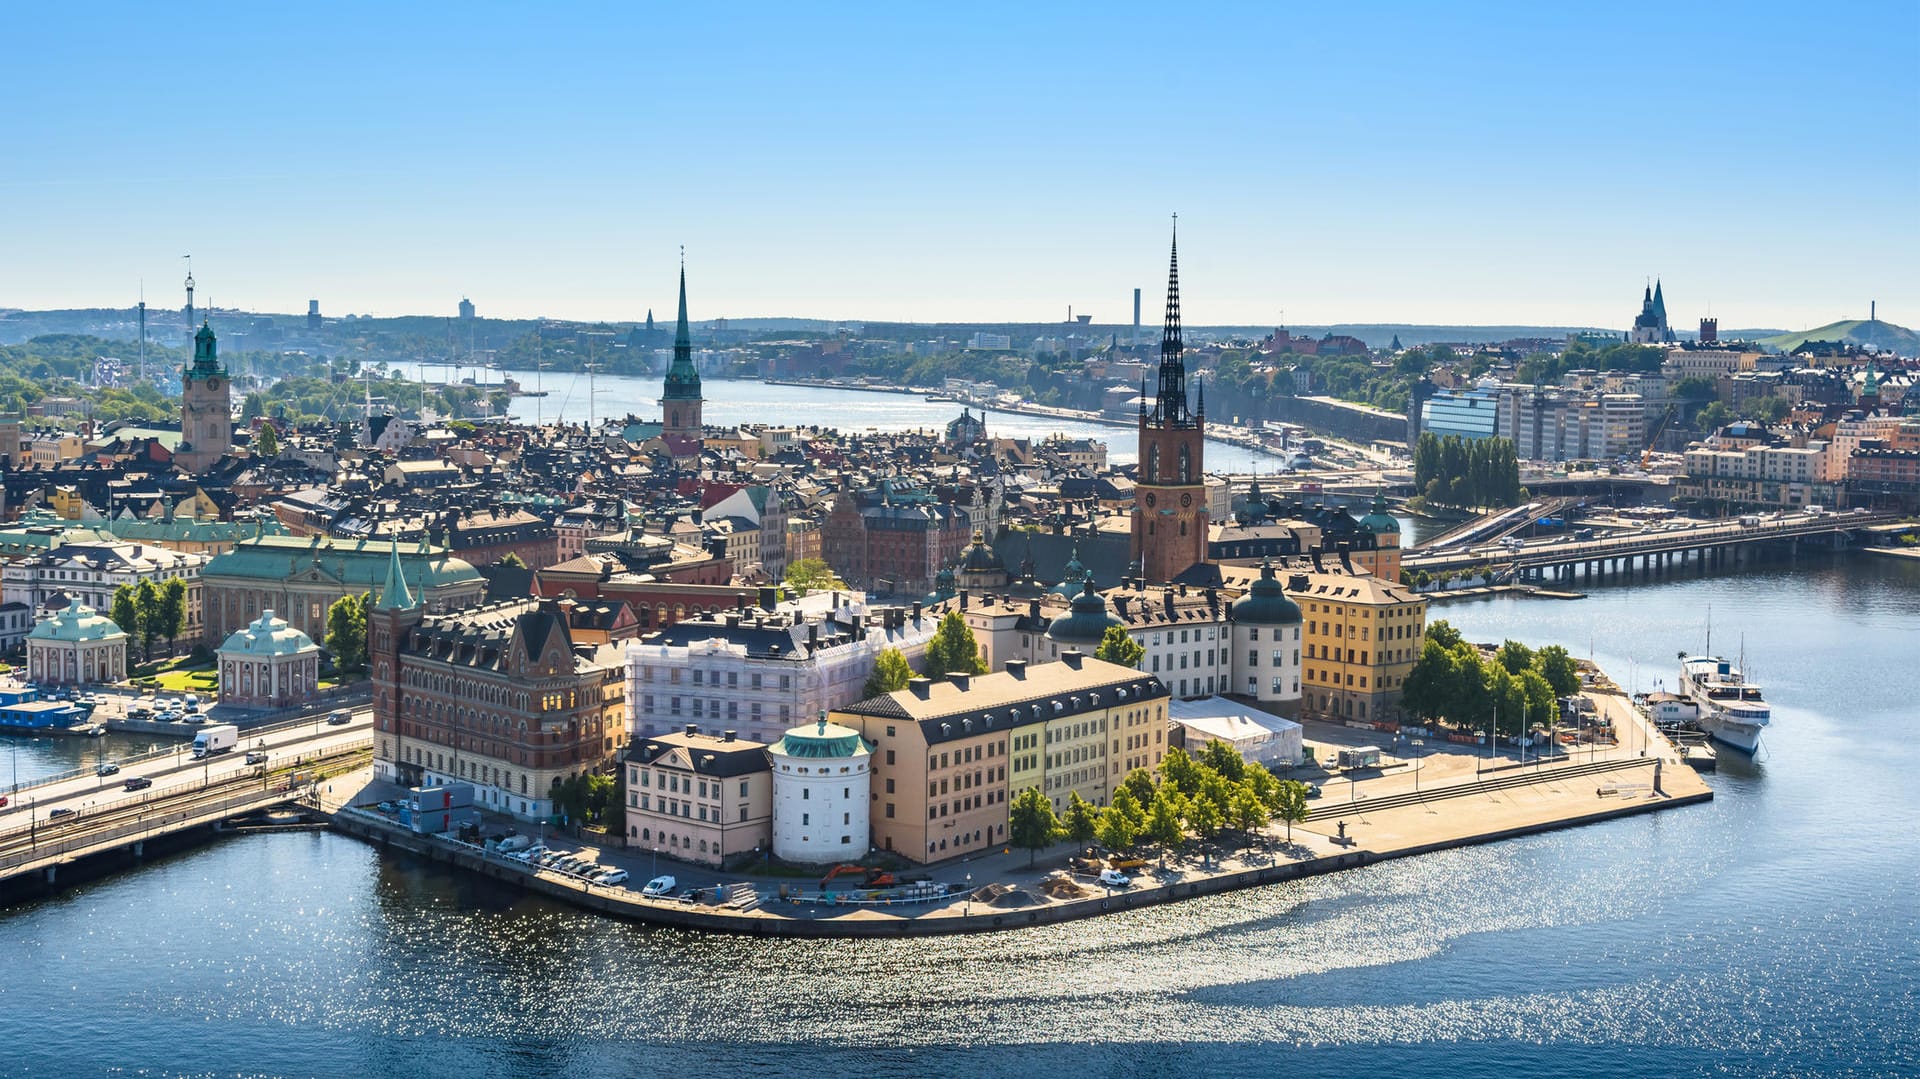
xmin=0 ymin=709 xmax=374 ymax=828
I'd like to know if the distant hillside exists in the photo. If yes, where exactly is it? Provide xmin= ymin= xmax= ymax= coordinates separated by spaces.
xmin=1761 ymin=319 xmax=1917 ymax=355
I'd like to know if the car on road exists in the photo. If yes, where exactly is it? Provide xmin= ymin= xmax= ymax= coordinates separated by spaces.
xmin=48 ymin=807 xmax=75 ymax=820
xmin=244 ymin=751 xmax=270 ymax=765
xmin=0 ymin=795 xmax=9 ymax=808
xmin=327 ymin=710 xmax=352 ymax=726
xmin=1098 ymin=869 xmax=1133 ymax=888
xmin=641 ymin=875 xmax=677 ymax=897
xmin=127 ymin=708 xmax=152 ymax=721
xmin=95 ymin=763 xmax=120 ymax=777
xmin=123 ymin=776 xmax=152 ymax=792
xmin=596 ymin=868 xmax=629 ymax=886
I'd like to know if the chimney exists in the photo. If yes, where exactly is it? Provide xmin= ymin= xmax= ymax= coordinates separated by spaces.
xmin=736 ymin=594 xmax=747 ymax=612
xmin=908 ymin=677 xmax=932 ymax=700
xmin=959 ymin=589 xmax=970 ymax=610
xmin=723 ymin=730 xmax=737 ymax=742
xmin=758 ymin=586 xmax=777 ymax=610
xmin=1337 ymin=544 xmax=1354 ymax=574
xmin=951 ymin=672 xmax=971 ymax=691
xmin=1061 ymin=648 xmax=1084 ymax=669
xmin=684 ymin=723 xmax=698 ymax=737
xmin=912 ymin=601 xmax=923 ymax=620
xmin=1290 ymin=573 xmax=1310 ymax=592
xmin=1028 ymin=598 xmax=1040 ymax=620
xmin=1005 ymin=659 xmax=1027 ymax=679
xmin=1310 ymin=547 xmax=1325 ymax=572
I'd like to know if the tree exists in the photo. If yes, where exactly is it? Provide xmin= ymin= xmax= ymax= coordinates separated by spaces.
xmin=109 ymin=584 xmax=142 ymax=650
xmin=1062 ymin=791 xmax=1100 ymax=847
xmin=1184 ymin=791 xmax=1223 ymax=843
xmin=1007 ymin=787 xmax=1060 ymax=867
xmin=325 ymin=592 xmax=369 ymax=675
xmin=133 ymin=579 xmax=162 ymax=661
xmin=584 ymin=772 xmax=616 ymax=824
xmin=1426 ymin=619 xmax=1463 ymax=650
xmin=1496 ymin=639 xmax=1534 ymax=675
xmin=1533 ymin=644 xmax=1580 ymax=698
xmin=922 ymin=610 xmax=986 ymax=679
xmin=1273 ymin=779 xmax=1310 ymax=843
xmin=1400 ymin=639 xmax=1459 ymax=721
xmin=498 ymin=551 xmax=526 ymax=569
xmin=156 ymin=578 xmax=187 ymax=656
xmin=1198 ymin=739 xmax=1247 ymax=784
xmin=783 ymin=557 xmax=844 ymax=595
xmin=1230 ymin=787 xmax=1268 ymax=849
xmin=1159 ymin=745 xmax=1203 ymax=797
xmin=1519 ymin=669 xmax=1558 ymax=732
xmin=1097 ymin=789 xmax=1142 ymax=852
xmin=1121 ymin=768 xmax=1158 ymax=813
xmin=862 ymin=646 xmax=914 ymax=698
xmin=240 ymin=392 xmax=267 ymax=423
xmin=1093 ymin=625 xmax=1145 ymax=669
xmin=1147 ymin=791 xmax=1187 ymax=862
xmin=254 ymin=423 xmax=279 ymax=458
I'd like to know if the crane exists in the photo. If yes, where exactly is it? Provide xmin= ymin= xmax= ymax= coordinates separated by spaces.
xmin=1643 ymin=405 xmax=1677 ymax=470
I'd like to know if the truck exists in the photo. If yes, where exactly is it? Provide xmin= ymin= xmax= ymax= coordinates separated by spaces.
xmin=191 ymin=724 xmax=239 ymax=759
xmin=1738 ymin=515 xmax=1761 ymax=527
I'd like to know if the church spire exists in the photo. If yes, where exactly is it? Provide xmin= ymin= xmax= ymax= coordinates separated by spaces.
xmin=1151 ymin=217 xmax=1190 ymax=428
xmin=662 ymin=251 xmax=703 ymax=405
xmin=377 ymin=536 xmax=415 ymax=611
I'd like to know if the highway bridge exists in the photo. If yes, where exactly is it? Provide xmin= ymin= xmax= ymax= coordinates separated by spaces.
xmin=1403 ymin=511 xmax=1907 ymax=582
xmin=0 ymin=716 xmax=372 ymax=889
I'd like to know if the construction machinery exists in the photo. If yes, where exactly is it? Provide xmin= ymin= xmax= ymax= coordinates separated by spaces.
xmin=820 ymin=864 xmax=897 ymax=889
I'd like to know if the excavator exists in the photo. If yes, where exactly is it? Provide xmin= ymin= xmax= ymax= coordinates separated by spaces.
xmin=819 ymin=864 xmax=897 ymax=889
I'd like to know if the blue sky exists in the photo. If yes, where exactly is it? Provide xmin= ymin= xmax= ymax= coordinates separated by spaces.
xmin=2 ymin=2 xmax=1914 ymax=331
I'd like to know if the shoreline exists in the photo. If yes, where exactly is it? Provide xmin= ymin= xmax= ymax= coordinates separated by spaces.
xmin=317 ymin=693 xmax=1712 ymax=938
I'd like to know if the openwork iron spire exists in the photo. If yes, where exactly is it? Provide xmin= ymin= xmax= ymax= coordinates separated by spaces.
xmin=1151 ymin=217 xmax=1191 ymax=427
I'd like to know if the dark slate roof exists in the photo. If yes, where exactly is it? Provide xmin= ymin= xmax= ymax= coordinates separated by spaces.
xmin=626 ymin=732 xmax=771 ymax=778
xmin=842 ymin=656 xmax=1168 ymax=748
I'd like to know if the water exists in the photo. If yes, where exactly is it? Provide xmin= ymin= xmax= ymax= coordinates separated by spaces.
xmin=0 ymin=562 xmax=1913 ymax=1076
xmin=3 ymin=731 xmax=180 ymax=791
xmin=445 ymin=368 xmax=1284 ymax=472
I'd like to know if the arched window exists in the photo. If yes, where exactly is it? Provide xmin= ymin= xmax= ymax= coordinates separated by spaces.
xmin=1178 ymin=444 xmax=1191 ymax=483
xmin=1147 ymin=444 xmax=1160 ymax=483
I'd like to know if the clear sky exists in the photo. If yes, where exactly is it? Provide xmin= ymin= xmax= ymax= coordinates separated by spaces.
xmin=3 ymin=2 xmax=1914 ymax=332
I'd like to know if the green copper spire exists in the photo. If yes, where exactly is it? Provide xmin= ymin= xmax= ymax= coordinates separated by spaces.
xmin=663 ymin=257 xmax=701 ymax=401
xmin=377 ymin=536 xmax=415 ymax=611
xmin=187 ymin=320 xmax=224 ymax=380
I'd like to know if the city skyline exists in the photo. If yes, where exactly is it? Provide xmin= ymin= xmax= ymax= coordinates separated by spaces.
xmin=3 ymin=3 xmax=1914 ymax=331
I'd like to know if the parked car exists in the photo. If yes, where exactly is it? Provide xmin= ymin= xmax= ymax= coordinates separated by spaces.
xmin=124 ymin=776 xmax=153 ymax=792
xmin=95 ymin=763 xmax=120 ymax=777
xmin=641 ymin=875 xmax=677 ymax=896
xmin=597 ymin=868 xmax=629 ymax=886
xmin=1098 ymin=869 xmax=1133 ymax=888
xmin=1 ymin=795 xmax=10 ymax=808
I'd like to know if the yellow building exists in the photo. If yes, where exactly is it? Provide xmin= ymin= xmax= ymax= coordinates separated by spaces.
xmin=1291 ymin=570 xmax=1425 ymax=726
xmin=833 ymin=652 xmax=1169 ymax=864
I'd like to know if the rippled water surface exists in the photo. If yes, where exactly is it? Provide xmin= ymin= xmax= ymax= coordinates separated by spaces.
xmin=0 ymin=555 xmax=1914 ymax=1078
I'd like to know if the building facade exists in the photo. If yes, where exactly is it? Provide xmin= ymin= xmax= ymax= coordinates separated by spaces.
xmin=768 ymin=717 xmax=872 ymax=863
xmin=176 ymin=322 xmax=233 ymax=474
xmin=201 ymin=534 xmax=484 ymax=646
xmin=25 ymin=604 xmax=127 ymax=686
xmin=622 ymin=728 xmax=772 ymax=867
xmin=216 ymin=610 xmax=321 ymax=709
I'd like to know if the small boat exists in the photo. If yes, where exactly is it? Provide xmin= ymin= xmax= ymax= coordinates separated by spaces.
xmin=84 ymin=724 xmax=107 ymax=737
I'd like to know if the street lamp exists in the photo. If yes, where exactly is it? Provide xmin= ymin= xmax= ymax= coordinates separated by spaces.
xmin=964 ymin=872 xmax=972 ymax=916
xmin=1411 ymin=739 xmax=1424 ymax=792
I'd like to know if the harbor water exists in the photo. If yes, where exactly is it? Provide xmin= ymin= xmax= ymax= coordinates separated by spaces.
xmin=1 ymin=396 xmax=1915 ymax=1075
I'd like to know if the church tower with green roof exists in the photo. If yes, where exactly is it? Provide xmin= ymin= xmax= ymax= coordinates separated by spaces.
xmin=660 ymin=259 xmax=704 ymax=441
xmin=176 ymin=321 xmax=233 ymax=474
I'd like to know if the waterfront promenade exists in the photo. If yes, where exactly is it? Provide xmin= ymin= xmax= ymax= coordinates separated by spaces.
xmin=319 ymin=685 xmax=1710 ymax=938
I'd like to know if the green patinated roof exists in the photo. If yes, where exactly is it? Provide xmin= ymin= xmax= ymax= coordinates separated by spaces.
xmin=773 ymin=718 xmax=869 ymax=760
xmin=29 ymin=604 xmax=127 ymax=643
xmin=203 ymin=535 xmax=481 ymax=591
xmin=218 ymin=609 xmax=317 ymax=657
xmin=1231 ymin=560 xmax=1302 ymax=626
xmin=110 ymin=513 xmax=287 ymax=546
xmin=1047 ymin=575 xmax=1122 ymax=644
xmin=662 ymin=264 xmax=703 ymax=400
xmin=1359 ymin=491 xmax=1400 ymax=536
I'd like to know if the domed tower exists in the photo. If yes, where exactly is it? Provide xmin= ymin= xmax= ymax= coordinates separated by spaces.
xmin=176 ymin=321 xmax=232 ymax=474
xmin=769 ymin=714 xmax=872 ymax=864
xmin=1048 ymin=547 xmax=1089 ymax=599
xmin=660 ymin=259 xmax=704 ymax=441
xmin=1357 ymin=491 xmax=1403 ymax=581
xmin=923 ymin=566 xmax=957 ymax=605
xmin=1007 ymin=541 xmax=1048 ymax=601
xmin=1132 ymin=220 xmax=1209 ymax=583
xmin=1046 ymin=576 xmax=1124 ymax=655
xmin=1230 ymin=560 xmax=1302 ymax=711
xmin=954 ymin=528 xmax=1009 ymax=592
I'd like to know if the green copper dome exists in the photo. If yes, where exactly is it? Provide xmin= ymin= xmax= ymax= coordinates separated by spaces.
xmin=1049 ymin=547 xmax=1088 ymax=598
xmin=29 ymin=604 xmax=126 ymax=643
xmin=1046 ymin=575 xmax=1122 ymax=645
xmin=1231 ymin=561 xmax=1302 ymax=626
xmin=773 ymin=717 xmax=870 ymax=760
xmin=218 ymin=609 xmax=318 ymax=657
xmin=1359 ymin=491 xmax=1400 ymax=536
xmin=960 ymin=529 xmax=1004 ymax=573
xmin=924 ymin=566 xmax=957 ymax=604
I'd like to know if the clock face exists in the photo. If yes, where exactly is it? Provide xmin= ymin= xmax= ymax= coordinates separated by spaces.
xmin=1145 ymin=492 xmax=1157 ymax=508
xmin=1181 ymin=492 xmax=1193 ymax=508
xmin=205 ymin=377 xmax=221 ymax=391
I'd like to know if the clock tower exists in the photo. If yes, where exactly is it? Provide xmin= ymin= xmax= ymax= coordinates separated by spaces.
xmin=176 ymin=320 xmax=232 ymax=474
xmin=1132 ymin=222 xmax=1209 ymax=584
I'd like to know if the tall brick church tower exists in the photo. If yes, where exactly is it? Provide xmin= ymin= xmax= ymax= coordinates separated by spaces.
xmin=176 ymin=321 xmax=232 ymax=475
xmin=1132 ymin=222 xmax=1208 ymax=583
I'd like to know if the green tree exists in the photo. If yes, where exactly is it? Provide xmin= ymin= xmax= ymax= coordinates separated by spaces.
xmin=1097 ymin=789 xmax=1142 ymax=852
xmin=109 ymin=584 xmax=142 ymax=648
xmin=1230 ymin=787 xmax=1268 ymax=849
xmin=1121 ymin=768 xmax=1158 ymax=813
xmin=1496 ymin=639 xmax=1534 ymax=675
xmin=240 ymin=392 xmax=267 ymax=423
xmin=1184 ymin=791 xmax=1224 ymax=843
xmin=1147 ymin=791 xmax=1187 ymax=862
xmin=1008 ymin=787 xmax=1061 ymax=867
xmin=155 ymin=578 xmax=187 ymax=656
xmin=254 ymin=423 xmax=279 ymax=458
xmin=133 ymin=579 xmax=162 ymax=661
xmin=1198 ymin=738 xmax=1247 ymax=784
xmin=922 ymin=609 xmax=986 ymax=679
xmin=862 ymin=646 xmax=914 ymax=698
xmin=1273 ymin=779 xmax=1310 ymax=843
xmin=783 ymin=557 xmax=844 ymax=595
xmin=1093 ymin=624 xmax=1145 ymax=669
xmin=1062 ymin=790 xmax=1101 ymax=847
xmin=498 ymin=551 xmax=526 ymax=569
xmin=1158 ymin=745 xmax=1203 ymax=797
xmin=1519 ymin=669 xmax=1558 ymax=732
xmin=1400 ymin=639 xmax=1459 ymax=721
xmin=1533 ymin=644 xmax=1580 ymax=697
xmin=1426 ymin=619 xmax=1463 ymax=650
xmin=325 ymin=592 xmax=369 ymax=675
xmin=584 ymin=772 xmax=616 ymax=824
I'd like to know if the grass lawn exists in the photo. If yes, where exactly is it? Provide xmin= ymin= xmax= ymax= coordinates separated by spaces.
xmin=153 ymin=668 xmax=218 ymax=693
